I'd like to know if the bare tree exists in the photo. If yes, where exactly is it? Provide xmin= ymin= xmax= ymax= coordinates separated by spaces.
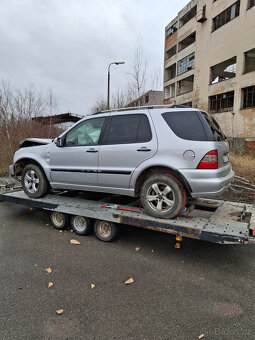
xmin=0 ymin=80 xmax=59 ymax=174
xmin=150 ymin=66 xmax=163 ymax=91
xmin=128 ymin=43 xmax=148 ymax=101
xmin=90 ymin=97 xmax=108 ymax=113
xmin=112 ymin=89 xmax=128 ymax=109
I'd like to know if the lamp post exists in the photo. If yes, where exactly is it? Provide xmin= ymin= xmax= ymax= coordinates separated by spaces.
xmin=107 ymin=61 xmax=125 ymax=110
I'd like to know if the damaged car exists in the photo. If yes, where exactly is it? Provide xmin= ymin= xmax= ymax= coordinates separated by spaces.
xmin=9 ymin=106 xmax=234 ymax=219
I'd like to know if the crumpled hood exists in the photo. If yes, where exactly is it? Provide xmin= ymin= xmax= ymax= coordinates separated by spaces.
xmin=19 ymin=138 xmax=53 ymax=148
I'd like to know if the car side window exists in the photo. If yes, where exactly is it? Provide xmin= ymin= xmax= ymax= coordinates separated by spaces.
xmin=64 ymin=117 xmax=105 ymax=146
xmin=106 ymin=114 xmax=152 ymax=144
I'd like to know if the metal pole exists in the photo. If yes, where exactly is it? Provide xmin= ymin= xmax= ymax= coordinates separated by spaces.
xmin=107 ymin=64 xmax=111 ymax=110
xmin=107 ymin=62 xmax=125 ymax=110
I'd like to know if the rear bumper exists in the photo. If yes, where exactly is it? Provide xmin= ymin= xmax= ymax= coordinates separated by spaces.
xmin=180 ymin=165 xmax=235 ymax=198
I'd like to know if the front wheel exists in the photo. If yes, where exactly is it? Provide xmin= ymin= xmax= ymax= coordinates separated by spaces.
xmin=140 ymin=174 xmax=186 ymax=219
xmin=21 ymin=164 xmax=50 ymax=198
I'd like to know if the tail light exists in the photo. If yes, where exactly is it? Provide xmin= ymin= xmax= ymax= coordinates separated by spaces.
xmin=197 ymin=150 xmax=218 ymax=169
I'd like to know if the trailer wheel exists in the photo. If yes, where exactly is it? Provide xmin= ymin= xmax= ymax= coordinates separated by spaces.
xmin=94 ymin=220 xmax=118 ymax=242
xmin=50 ymin=212 xmax=69 ymax=230
xmin=70 ymin=215 xmax=92 ymax=235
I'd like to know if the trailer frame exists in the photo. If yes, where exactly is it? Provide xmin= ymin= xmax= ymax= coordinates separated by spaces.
xmin=0 ymin=188 xmax=255 ymax=245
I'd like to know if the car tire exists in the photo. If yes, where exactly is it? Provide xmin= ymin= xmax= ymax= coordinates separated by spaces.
xmin=70 ymin=215 xmax=92 ymax=235
xmin=94 ymin=220 xmax=119 ymax=242
xmin=140 ymin=174 xmax=186 ymax=219
xmin=21 ymin=164 xmax=50 ymax=198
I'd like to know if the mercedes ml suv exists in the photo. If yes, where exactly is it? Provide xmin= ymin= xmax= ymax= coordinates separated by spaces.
xmin=9 ymin=106 xmax=234 ymax=219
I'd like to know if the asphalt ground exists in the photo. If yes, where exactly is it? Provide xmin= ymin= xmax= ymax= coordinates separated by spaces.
xmin=0 ymin=202 xmax=255 ymax=340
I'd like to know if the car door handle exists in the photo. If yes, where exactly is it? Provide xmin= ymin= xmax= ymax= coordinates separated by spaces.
xmin=137 ymin=147 xmax=151 ymax=152
xmin=86 ymin=148 xmax=98 ymax=153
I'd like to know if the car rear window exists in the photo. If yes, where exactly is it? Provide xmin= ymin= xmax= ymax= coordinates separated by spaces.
xmin=162 ymin=111 xmax=208 ymax=141
xmin=201 ymin=111 xmax=226 ymax=141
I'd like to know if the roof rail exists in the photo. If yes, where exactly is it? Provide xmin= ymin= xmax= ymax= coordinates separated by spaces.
xmin=92 ymin=104 xmax=190 ymax=115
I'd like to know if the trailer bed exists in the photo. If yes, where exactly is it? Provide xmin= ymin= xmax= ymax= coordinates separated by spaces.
xmin=1 ymin=189 xmax=255 ymax=245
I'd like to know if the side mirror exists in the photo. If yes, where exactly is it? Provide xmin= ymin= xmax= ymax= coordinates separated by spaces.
xmin=54 ymin=137 xmax=64 ymax=147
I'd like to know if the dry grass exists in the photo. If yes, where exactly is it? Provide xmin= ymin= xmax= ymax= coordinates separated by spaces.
xmin=0 ymin=120 xmax=61 ymax=175
xmin=230 ymin=152 xmax=255 ymax=183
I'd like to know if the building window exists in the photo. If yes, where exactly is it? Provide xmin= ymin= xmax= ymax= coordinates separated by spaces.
xmin=166 ymin=22 xmax=177 ymax=37
xmin=165 ymin=45 xmax=177 ymax=60
xmin=177 ymin=75 xmax=194 ymax=95
xmin=165 ymin=63 xmax=176 ymax=81
xmin=248 ymin=0 xmax=255 ymax=9
xmin=209 ymin=91 xmax=234 ymax=113
xmin=178 ymin=32 xmax=196 ymax=52
xmin=212 ymin=1 xmax=240 ymax=31
xmin=210 ymin=56 xmax=236 ymax=84
xmin=164 ymin=84 xmax=175 ymax=99
xmin=180 ymin=102 xmax=192 ymax=107
xmin=242 ymin=86 xmax=255 ymax=109
xmin=179 ymin=5 xmax=197 ymax=28
xmin=178 ymin=53 xmax=195 ymax=76
xmin=244 ymin=48 xmax=255 ymax=73
xmin=145 ymin=95 xmax=149 ymax=104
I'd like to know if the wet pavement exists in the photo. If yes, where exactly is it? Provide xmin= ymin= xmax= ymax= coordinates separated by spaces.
xmin=0 ymin=202 xmax=255 ymax=340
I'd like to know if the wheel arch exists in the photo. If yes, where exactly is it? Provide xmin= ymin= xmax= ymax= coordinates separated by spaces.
xmin=15 ymin=158 xmax=49 ymax=180
xmin=134 ymin=165 xmax=192 ymax=196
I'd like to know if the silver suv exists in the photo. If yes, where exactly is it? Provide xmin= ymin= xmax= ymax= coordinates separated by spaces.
xmin=9 ymin=106 xmax=234 ymax=219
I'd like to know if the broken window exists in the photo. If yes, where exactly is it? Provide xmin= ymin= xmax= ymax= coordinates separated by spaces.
xmin=209 ymin=91 xmax=234 ymax=113
xmin=165 ymin=45 xmax=177 ymax=60
xmin=165 ymin=63 xmax=176 ymax=81
xmin=248 ymin=0 xmax=255 ymax=9
xmin=179 ymin=5 xmax=197 ymax=28
xmin=166 ymin=22 xmax=178 ymax=37
xmin=178 ymin=32 xmax=196 ymax=52
xmin=177 ymin=75 xmax=194 ymax=95
xmin=244 ymin=48 xmax=255 ymax=73
xmin=178 ymin=53 xmax=195 ymax=76
xmin=164 ymin=84 xmax=175 ymax=99
xmin=242 ymin=86 xmax=255 ymax=109
xmin=180 ymin=101 xmax=192 ymax=107
xmin=210 ymin=57 xmax=236 ymax=84
xmin=212 ymin=1 xmax=240 ymax=31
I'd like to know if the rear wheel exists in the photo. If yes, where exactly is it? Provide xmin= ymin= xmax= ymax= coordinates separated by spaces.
xmin=140 ymin=174 xmax=186 ymax=219
xmin=21 ymin=164 xmax=49 ymax=198
xmin=94 ymin=220 xmax=119 ymax=242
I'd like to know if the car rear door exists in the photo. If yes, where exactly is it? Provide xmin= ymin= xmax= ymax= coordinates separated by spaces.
xmin=98 ymin=112 xmax=157 ymax=189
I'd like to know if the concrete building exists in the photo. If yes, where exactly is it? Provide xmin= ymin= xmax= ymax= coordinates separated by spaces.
xmin=126 ymin=90 xmax=163 ymax=108
xmin=164 ymin=0 xmax=255 ymax=137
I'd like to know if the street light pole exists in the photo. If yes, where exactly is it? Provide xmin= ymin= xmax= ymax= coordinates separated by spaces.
xmin=107 ymin=61 xmax=125 ymax=110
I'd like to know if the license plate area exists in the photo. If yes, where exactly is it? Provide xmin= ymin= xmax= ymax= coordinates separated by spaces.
xmin=223 ymin=153 xmax=229 ymax=164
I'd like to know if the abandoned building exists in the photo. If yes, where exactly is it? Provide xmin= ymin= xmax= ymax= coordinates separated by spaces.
xmin=164 ymin=0 xmax=255 ymax=137
xmin=126 ymin=90 xmax=163 ymax=108
xmin=33 ymin=113 xmax=82 ymax=130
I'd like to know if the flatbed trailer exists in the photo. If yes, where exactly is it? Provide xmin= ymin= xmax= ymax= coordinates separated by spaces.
xmin=1 ymin=188 xmax=255 ymax=245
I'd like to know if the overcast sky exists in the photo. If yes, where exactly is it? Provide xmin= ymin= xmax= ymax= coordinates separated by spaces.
xmin=0 ymin=0 xmax=188 ymax=115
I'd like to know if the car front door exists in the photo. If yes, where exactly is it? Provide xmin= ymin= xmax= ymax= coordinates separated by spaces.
xmin=98 ymin=112 xmax=157 ymax=189
xmin=49 ymin=116 xmax=106 ymax=188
